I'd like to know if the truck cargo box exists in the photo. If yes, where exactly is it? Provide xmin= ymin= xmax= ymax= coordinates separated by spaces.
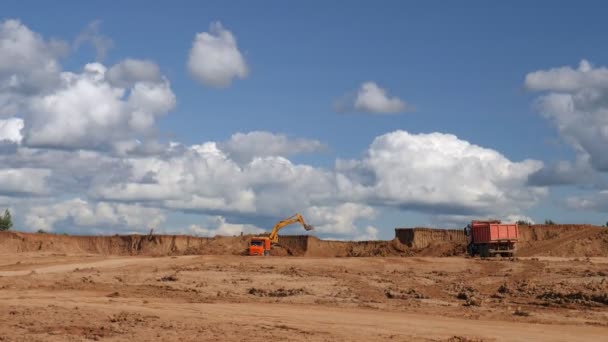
xmin=470 ymin=222 xmax=518 ymax=244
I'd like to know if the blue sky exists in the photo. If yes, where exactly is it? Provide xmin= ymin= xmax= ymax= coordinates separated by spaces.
xmin=2 ymin=1 xmax=608 ymax=238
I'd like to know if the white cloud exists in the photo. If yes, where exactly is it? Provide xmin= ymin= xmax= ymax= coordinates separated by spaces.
xmin=0 ymin=20 xmax=547 ymax=238
xmin=0 ymin=129 xmax=544 ymax=237
xmin=503 ymin=214 xmax=535 ymax=224
xmin=306 ymin=203 xmax=377 ymax=238
xmin=0 ymin=167 xmax=50 ymax=195
xmin=527 ymin=156 xmax=599 ymax=186
xmin=188 ymin=216 xmax=264 ymax=237
xmin=430 ymin=213 xmax=535 ymax=228
xmin=25 ymin=198 xmax=165 ymax=232
xmin=335 ymin=82 xmax=410 ymax=114
xmin=0 ymin=20 xmax=174 ymax=151
xmin=22 ymin=62 xmax=175 ymax=150
xmin=74 ymin=20 xmax=113 ymax=61
xmin=564 ymin=188 xmax=608 ymax=213
xmin=526 ymin=60 xmax=608 ymax=171
xmin=0 ymin=118 xmax=23 ymax=143
xmin=0 ymin=147 xmax=131 ymax=196
xmin=0 ymin=19 xmax=65 ymax=95
xmin=338 ymin=131 xmax=545 ymax=214
xmin=86 ymin=130 xmax=544 ymax=236
xmin=355 ymin=226 xmax=379 ymax=241
xmin=218 ymin=131 xmax=326 ymax=163
xmin=106 ymin=59 xmax=162 ymax=87
xmin=91 ymin=141 xmax=336 ymax=217
xmin=525 ymin=59 xmax=608 ymax=92
xmin=187 ymin=22 xmax=248 ymax=88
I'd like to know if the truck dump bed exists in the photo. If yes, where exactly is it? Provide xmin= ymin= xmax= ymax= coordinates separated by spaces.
xmin=471 ymin=222 xmax=518 ymax=244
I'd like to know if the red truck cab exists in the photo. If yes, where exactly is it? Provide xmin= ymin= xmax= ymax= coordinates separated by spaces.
xmin=464 ymin=220 xmax=519 ymax=257
xmin=249 ymin=237 xmax=271 ymax=256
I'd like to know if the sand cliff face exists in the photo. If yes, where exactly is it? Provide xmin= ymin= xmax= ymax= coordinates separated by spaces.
xmin=0 ymin=232 xmax=250 ymax=256
xmin=2 ymin=224 xmax=607 ymax=257
xmin=516 ymin=225 xmax=608 ymax=257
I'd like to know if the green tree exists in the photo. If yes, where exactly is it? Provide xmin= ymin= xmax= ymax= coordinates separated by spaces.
xmin=516 ymin=220 xmax=532 ymax=226
xmin=544 ymin=219 xmax=556 ymax=225
xmin=0 ymin=209 xmax=12 ymax=231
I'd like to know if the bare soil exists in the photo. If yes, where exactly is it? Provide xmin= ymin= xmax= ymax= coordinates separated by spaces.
xmin=1 ymin=226 xmax=608 ymax=341
xmin=0 ymin=252 xmax=607 ymax=341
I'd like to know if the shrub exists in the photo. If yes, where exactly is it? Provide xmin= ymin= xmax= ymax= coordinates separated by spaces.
xmin=0 ymin=209 xmax=12 ymax=231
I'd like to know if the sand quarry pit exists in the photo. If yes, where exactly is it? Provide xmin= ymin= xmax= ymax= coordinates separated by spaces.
xmin=0 ymin=225 xmax=607 ymax=341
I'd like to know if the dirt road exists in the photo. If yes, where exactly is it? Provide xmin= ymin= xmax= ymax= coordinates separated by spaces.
xmin=1 ymin=254 xmax=607 ymax=341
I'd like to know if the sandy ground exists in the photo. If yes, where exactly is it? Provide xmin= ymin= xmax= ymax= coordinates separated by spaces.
xmin=0 ymin=253 xmax=607 ymax=341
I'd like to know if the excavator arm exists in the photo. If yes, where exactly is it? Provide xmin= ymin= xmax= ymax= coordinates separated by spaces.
xmin=268 ymin=213 xmax=314 ymax=243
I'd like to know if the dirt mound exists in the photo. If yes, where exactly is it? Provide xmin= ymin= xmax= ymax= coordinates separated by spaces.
xmin=395 ymin=228 xmax=466 ymax=248
xmin=3 ymin=224 xmax=607 ymax=258
xmin=414 ymin=240 xmax=466 ymax=257
xmin=396 ymin=225 xmax=608 ymax=257
xmin=0 ymin=231 xmax=249 ymax=256
xmin=304 ymin=237 xmax=413 ymax=257
xmin=517 ymin=225 xmax=608 ymax=257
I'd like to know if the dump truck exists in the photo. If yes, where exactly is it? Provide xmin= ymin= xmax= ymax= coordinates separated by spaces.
xmin=464 ymin=220 xmax=519 ymax=257
xmin=248 ymin=213 xmax=314 ymax=256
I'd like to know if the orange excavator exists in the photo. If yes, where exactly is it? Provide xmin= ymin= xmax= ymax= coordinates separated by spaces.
xmin=248 ymin=213 xmax=314 ymax=256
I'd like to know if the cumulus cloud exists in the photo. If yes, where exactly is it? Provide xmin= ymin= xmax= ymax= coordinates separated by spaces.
xmin=106 ymin=59 xmax=162 ymax=88
xmin=74 ymin=20 xmax=113 ymax=61
xmin=337 ymin=131 xmax=545 ymax=215
xmin=0 ymin=147 xmax=132 ymax=196
xmin=525 ymin=60 xmax=608 ymax=171
xmin=335 ymin=82 xmax=411 ymax=114
xmin=89 ymin=131 xmax=543 ymax=236
xmin=188 ymin=216 xmax=264 ymax=237
xmin=305 ymin=203 xmax=376 ymax=238
xmin=503 ymin=214 xmax=535 ymax=224
xmin=25 ymin=198 xmax=165 ymax=232
xmin=0 ymin=118 xmax=23 ymax=143
xmin=0 ymin=21 xmax=176 ymax=151
xmin=0 ymin=167 xmax=50 ymax=196
xmin=187 ymin=22 xmax=248 ymax=88
xmin=525 ymin=60 xmax=608 ymax=92
xmin=0 ymin=20 xmax=547 ymax=237
xmin=22 ymin=62 xmax=175 ymax=150
xmin=354 ymin=226 xmax=379 ymax=241
xmin=0 ymin=19 xmax=65 ymax=95
xmin=3 ymin=129 xmax=543 ymax=236
xmin=527 ymin=157 xmax=599 ymax=186
xmin=565 ymin=192 xmax=608 ymax=213
xmin=430 ymin=213 xmax=535 ymax=228
xmin=218 ymin=131 xmax=326 ymax=163
xmin=91 ymin=141 xmax=336 ymax=217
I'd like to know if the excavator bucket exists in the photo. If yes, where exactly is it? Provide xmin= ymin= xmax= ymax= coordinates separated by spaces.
xmin=304 ymin=224 xmax=314 ymax=231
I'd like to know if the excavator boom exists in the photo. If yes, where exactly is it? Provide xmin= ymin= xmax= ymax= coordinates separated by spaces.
xmin=248 ymin=213 xmax=314 ymax=256
xmin=268 ymin=213 xmax=314 ymax=243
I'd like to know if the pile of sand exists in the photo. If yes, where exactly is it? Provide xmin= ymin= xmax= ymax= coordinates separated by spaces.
xmin=304 ymin=237 xmax=412 ymax=257
xmin=517 ymin=225 xmax=608 ymax=257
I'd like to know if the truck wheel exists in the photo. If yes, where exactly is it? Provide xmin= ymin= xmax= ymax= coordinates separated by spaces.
xmin=263 ymin=250 xmax=269 ymax=256
xmin=480 ymin=245 xmax=489 ymax=258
